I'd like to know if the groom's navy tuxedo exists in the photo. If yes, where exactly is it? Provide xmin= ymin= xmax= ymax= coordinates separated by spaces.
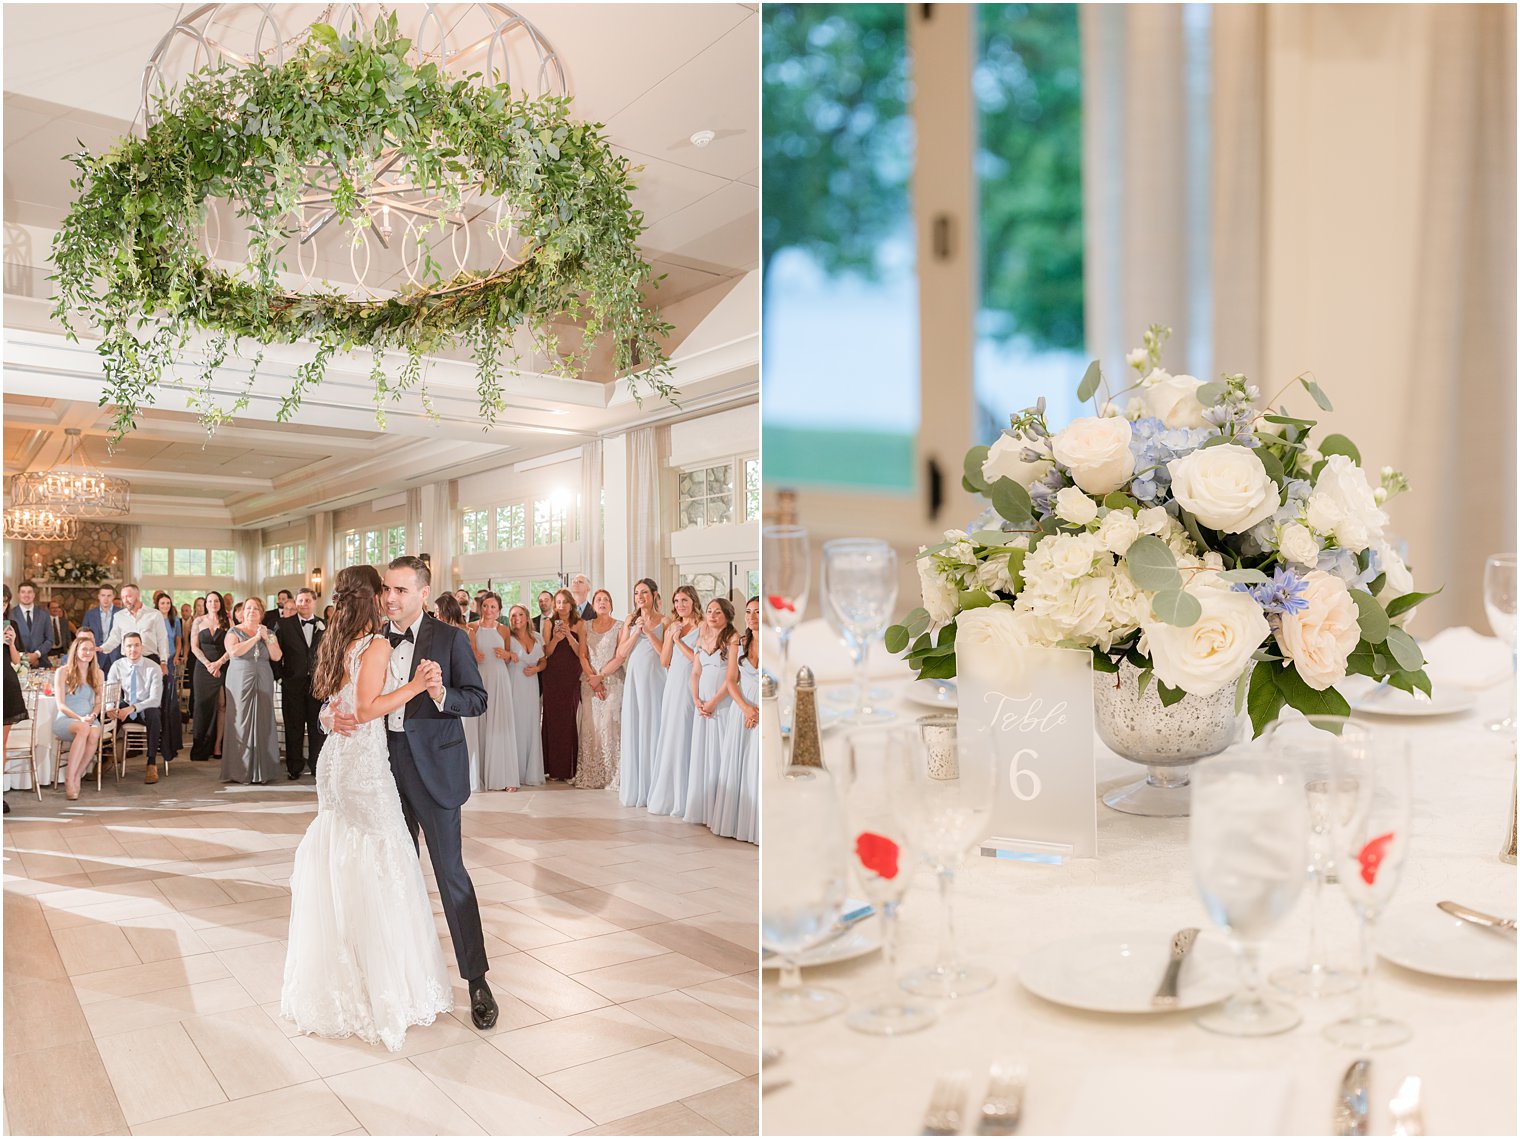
xmin=385 ymin=613 xmax=490 ymax=981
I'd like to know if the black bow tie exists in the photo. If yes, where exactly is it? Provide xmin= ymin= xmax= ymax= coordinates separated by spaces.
xmin=387 ymin=628 xmax=414 ymax=646
xmin=301 ymin=618 xmax=317 ymax=626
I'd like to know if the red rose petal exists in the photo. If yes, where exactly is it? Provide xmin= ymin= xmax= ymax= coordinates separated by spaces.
xmin=856 ymin=831 xmax=900 ymax=880
xmin=767 ymin=594 xmax=796 ymax=613
xmin=1357 ymin=831 xmax=1396 ymax=886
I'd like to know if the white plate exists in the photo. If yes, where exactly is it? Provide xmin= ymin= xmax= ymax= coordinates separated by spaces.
xmin=1019 ymin=930 xmax=1237 ymax=1014
xmin=1377 ymin=901 xmax=1518 ymax=981
xmin=762 ymin=915 xmax=882 ymax=970
xmin=902 ymin=679 xmax=958 ymax=710
xmin=1342 ymin=676 xmax=1477 ymax=718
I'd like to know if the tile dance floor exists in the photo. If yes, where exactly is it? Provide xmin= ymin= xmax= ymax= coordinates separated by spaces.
xmin=3 ymin=760 xmax=759 ymax=1136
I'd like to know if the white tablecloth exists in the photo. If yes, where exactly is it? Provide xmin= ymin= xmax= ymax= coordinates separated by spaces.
xmin=763 ymin=631 xmax=1517 ymax=1136
xmin=4 ymin=693 xmax=57 ymax=792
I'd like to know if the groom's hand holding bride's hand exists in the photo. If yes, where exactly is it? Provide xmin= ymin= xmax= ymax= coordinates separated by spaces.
xmin=418 ymin=659 xmax=445 ymax=703
xmin=322 ymin=698 xmax=358 ymax=738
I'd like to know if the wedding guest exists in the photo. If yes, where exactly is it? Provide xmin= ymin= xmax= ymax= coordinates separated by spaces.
xmin=573 ymin=588 xmax=625 ymax=790
xmin=613 ymin=579 xmax=666 ymax=807
xmin=4 ymin=610 xmax=28 ymax=793
xmin=569 ymin=574 xmax=596 ymax=621
xmin=190 ymin=591 xmax=229 ymax=761
xmin=685 ymin=598 xmax=740 ymax=826
xmin=646 ymin=585 xmax=702 ymax=816
xmin=323 ymin=605 xmax=335 ymax=624
xmin=451 ymin=589 xmax=475 ymax=622
xmin=473 ymin=591 xmax=490 ymax=623
xmin=222 ymin=592 xmax=234 ymax=617
xmin=11 ymin=581 xmax=53 ymax=668
xmin=437 ymin=595 xmax=482 ymax=790
xmin=181 ymin=601 xmax=196 ymax=625
xmin=503 ymin=604 xmax=545 ymax=786
xmin=264 ymin=589 xmax=293 ymax=630
xmin=540 ymin=589 xmax=589 ymax=781
xmin=713 ymin=597 xmax=760 ymax=843
xmin=153 ymin=592 xmax=184 ymax=762
xmin=223 ymin=597 xmax=282 ymax=784
xmin=468 ymin=594 xmax=520 ymax=790
xmin=82 ymin=585 xmax=124 ymax=675
xmin=275 ymin=588 xmax=326 ymax=779
xmin=532 ymin=590 xmax=554 ymax=635
xmin=52 ymin=636 xmax=104 ymax=800
xmin=106 ymin=633 xmax=165 ymax=783
xmin=232 ymin=601 xmax=244 ymax=623
xmin=99 ymin=585 xmax=170 ymax=684
xmin=47 ymin=600 xmax=75 ymax=660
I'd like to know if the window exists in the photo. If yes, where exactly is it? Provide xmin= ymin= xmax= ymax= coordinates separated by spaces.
xmin=140 ymin=547 xmax=169 ymax=575
xmin=532 ymin=500 xmax=568 ymax=546
xmin=387 ymin=525 xmax=407 ymax=559
xmin=495 ymin=504 xmax=527 ymax=550
xmin=528 ymin=578 xmax=562 ymax=607
xmin=267 ymin=548 xmax=280 ymax=576
xmin=171 ymin=588 xmax=203 ymax=610
xmin=461 ymin=510 xmax=489 ymax=555
xmin=343 ymin=532 xmax=362 ymax=566
xmin=173 ymin=548 xmax=206 ymax=576
xmin=744 ymin=458 xmax=760 ymax=522
xmin=679 ymin=572 xmax=726 ymax=604
xmin=746 ymin=568 xmax=761 ymax=600
xmin=497 ymin=580 xmax=522 ymax=609
xmin=362 ymin=531 xmax=382 ymax=564
xmin=677 ymin=465 xmax=735 ymax=528
xmin=277 ymin=542 xmax=304 ymax=575
xmin=210 ymin=549 xmax=236 ymax=576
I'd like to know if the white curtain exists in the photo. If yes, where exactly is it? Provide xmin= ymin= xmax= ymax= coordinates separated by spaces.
xmin=234 ymin=529 xmax=261 ymax=601
xmin=628 ymin=426 xmax=666 ymax=593
xmin=115 ymin=523 xmax=138 ymax=586
xmin=419 ymin=480 xmax=456 ymax=589
xmin=579 ymin=439 xmax=604 ymax=594
xmin=404 ymin=487 xmax=424 ymax=562
xmin=308 ymin=511 xmax=332 ymax=594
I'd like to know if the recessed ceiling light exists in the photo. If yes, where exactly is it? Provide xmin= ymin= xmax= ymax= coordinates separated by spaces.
xmin=690 ymin=129 xmax=715 ymax=148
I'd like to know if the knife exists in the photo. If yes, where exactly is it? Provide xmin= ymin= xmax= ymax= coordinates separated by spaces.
xmin=1390 ymin=1075 xmax=1425 ymax=1136
xmin=1150 ymin=927 xmax=1199 ymax=1008
xmin=1334 ymin=1059 xmax=1371 ymax=1137
xmin=761 ymin=903 xmax=874 ymax=960
xmin=1437 ymin=900 xmax=1517 ymax=933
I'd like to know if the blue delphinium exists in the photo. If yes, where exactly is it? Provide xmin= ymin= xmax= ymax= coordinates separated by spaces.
xmin=1128 ymin=417 xmax=1218 ymax=504
xmin=1234 ymin=566 xmax=1310 ymax=615
xmin=1028 ymin=465 xmax=1068 ymax=519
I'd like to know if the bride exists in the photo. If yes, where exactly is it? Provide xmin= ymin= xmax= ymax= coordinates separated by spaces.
xmin=280 ymin=564 xmax=452 ymax=1050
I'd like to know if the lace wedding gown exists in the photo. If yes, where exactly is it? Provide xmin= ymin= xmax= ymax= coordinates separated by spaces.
xmin=280 ymin=635 xmax=452 ymax=1051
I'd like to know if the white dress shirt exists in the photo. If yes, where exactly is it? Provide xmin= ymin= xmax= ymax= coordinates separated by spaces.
xmin=107 ymin=657 xmax=163 ymax=711
xmin=100 ymin=606 xmax=170 ymax=661
xmin=385 ymin=614 xmax=447 ymax=731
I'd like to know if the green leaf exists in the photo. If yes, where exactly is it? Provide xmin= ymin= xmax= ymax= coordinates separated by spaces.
xmin=1384 ymin=626 xmax=1424 ymax=672
xmin=1385 ymin=586 xmax=1442 ymax=619
xmin=990 ymin=477 xmax=1034 ymax=525
xmin=1300 ymin=376 xmax=1334 ymax=411
xmin=1318 ymin=433 xmax=1361 ymax=465
xmin=1139 ymin=668 xmax=1155 ymax=696
xmin=1150 ymin=588 xmax=1202 ymax=627
xmin=1247 ymin=660 xmax=1287 ymax=738
xmin=972 ymin=530 xmax=1014 ymax=547
xmin=1196 ymin=381 xmax=1227 ymax=406
xmin=884 ymin=625 xmax=910 ymax=654
xmin=1092 ymin=649 xmax=1119 ymax=674
xmin=1274 ymin=664 xmax=1352 ymax=719
xmin=1350 ymin=590 xmax=1390 ymax=644
xmin=903 ymin=608 xmax=932 ymax=638
xmin=1103 ymin=490 xmax=1139 ymax=511
xmin=1126 ymin=535 xmax=1182 ymax=592
xmin=309 ymin=23 xmax=339 ymax=45
xmin=1076 ymin=359 xmax=1102 ymax=403
xmin=1262 ymin=413 xmax=1317 ymax=430
xmin=1254 ymin=446 xmax=1286 ymax=487
xmin=1217 ymin=568 xmax=1269 ymax=584
xmin=1234 ymin=667 xmax=1252 ymax=716
xmin=957 ymin=589 xmax=996 ymax=611
xmin=963 ymin=445 xmax=991 ymax=492
xmin=1157 ymin=681 xmax=1188 ymax=708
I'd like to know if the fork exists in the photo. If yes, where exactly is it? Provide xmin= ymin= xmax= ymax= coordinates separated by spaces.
xmin=977 ymin=1059 xmax=1026 ymax=1134
xmin=923 ymin=1071 xmax=970 ymax=1136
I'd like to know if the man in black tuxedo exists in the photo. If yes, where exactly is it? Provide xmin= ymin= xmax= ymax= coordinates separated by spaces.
xmin=264 ymin=590 xmax=293 ymax=631
xmin=569 ymin=574 xmax=596 ymax=621
xmin=325 ymin=555 xmax=497 ymax=1029
xmin=275 ymin=588 xmax=326 ymax=780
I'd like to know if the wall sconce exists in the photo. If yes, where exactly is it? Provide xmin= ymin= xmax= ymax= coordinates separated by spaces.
xmin=311 ymin=567 xmax=323 ymax=596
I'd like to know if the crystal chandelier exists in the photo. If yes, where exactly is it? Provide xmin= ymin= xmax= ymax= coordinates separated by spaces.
xmin=10 ymin=429 xmax=131 ymax=517
xmin=140 ymin=4 xmax=566 ymax=299
xmin=3 ymin=506 xmax=80 ymax=542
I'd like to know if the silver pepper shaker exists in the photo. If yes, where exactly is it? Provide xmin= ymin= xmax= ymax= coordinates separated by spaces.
xmin=790 ymin=666 xmax=824 ymax=769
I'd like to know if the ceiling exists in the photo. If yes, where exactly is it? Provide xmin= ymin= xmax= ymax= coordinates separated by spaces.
xmin=1 ymin=4 xmax=759 ymax=531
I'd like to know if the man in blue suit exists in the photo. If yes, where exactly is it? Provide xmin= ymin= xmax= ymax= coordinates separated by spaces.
xmin=81 ymin=584 xmax=124 ymax=675
xmin=326 ymin=555 xmax=496 ymax=1029
xmin=11 ymin=582 xmax=53 ymax=667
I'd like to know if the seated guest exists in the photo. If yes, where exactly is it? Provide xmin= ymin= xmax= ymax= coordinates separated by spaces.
xmin=569 ymin=574 xmax=596 ymax=621
xmin=47 ymin=600 xmax=75 ymax=661
xmin=82 ymin=585 xmax=124 ymax=676
xmin=106 ymin=633 xmax=165 ymax=783
xmin=11 ymin=581 xmax=53 ymax=668
xmin=52 ymin=636 xmax=104 ymax=800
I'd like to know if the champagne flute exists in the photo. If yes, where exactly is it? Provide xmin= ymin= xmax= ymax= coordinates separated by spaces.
xmin=1484 ymin=553 xmax=1517 ymax=732
xmin=761 ymin=765 xmax=850 ymax=1024
xmin=890 ymin=715 xmax=997 ymax=998
xmin=821 ymin=539 xmax=898 ymax=723
xmin=1324 ymin=733 xmax=1413 ymax=1049
xmin=1262 ymin=717 xmax=1361 ymax=998
xmin=762 ymin=524 xmax=810 ymax=725
xmin=840 ymin=728 xmax=937 ymax=1035
xmin=1191 ymin=751 xmax=1308 ymax=1036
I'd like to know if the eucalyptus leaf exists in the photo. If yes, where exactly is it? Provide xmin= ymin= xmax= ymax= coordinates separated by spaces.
xmin=1350 ymin=589 xmax=1389 ymax=644
xmin=990 ymin=477 xmax=1034 ymax=525
xmin=1196 ymin=381 xmax=1227 ymax=406
xmin=1126 ymin=535 xmax=1182 ymax=592
xmin=884 ymin=625 xmax=910 ymax=654
xmin=1076 ymin=359 xmax=1103 ymax=403
xmin=903 ymin=608 xmax=932 ymax=638
xmin=1384 ymin=626 xmax=1425 ymax=672
xmin=1151 ymin=588 xmax=1202 ymax=627
xmin=1318 ymin=433 xmax=1361 ymax=465
xmin=1300 ymin=376 xmax=1334 ymax=411
xmin=963 ymin=445 xmax=991 ymax=492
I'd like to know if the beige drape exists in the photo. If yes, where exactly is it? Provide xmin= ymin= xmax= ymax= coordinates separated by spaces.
xmin=628 ymin=426 xmax=668 ymax=592
xmin=579 ymin=439 xmax=604 ymax=592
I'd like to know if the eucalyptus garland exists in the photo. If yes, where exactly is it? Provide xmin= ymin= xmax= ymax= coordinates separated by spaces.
xmin=51 ymin=15 xmax=675 ymax=439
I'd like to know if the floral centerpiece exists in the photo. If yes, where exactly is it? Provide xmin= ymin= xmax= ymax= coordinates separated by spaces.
xmin=40 ymin=556 xmax=112 ymax=586
xmin=886 ymin=325 xmax=1438 ymax=741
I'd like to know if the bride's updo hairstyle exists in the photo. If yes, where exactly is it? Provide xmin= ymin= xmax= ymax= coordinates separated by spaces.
xmin=312 ymin=564 xmax=386 ymax=699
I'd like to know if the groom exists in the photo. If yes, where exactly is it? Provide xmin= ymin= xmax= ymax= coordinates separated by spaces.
xmin=326 ymin=555 xmax=498 ymax=1029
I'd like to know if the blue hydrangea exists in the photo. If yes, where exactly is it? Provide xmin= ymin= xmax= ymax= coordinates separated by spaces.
xmin=1233 ymin=566 xmax=1311 ymax=615
xmin=1127 ymin=418 xmax=1219 ymax=505
xmin=1243 ymin=478 xmax=1314 ymax=555
xmin=1028 ymin=465 xmax=1068 ymax=519
xmin=1318 ymin=544 xmax=1380 ymax=590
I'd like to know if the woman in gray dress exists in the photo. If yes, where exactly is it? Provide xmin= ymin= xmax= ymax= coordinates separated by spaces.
xmin=222 ymin=596 xmax=283 ymax=784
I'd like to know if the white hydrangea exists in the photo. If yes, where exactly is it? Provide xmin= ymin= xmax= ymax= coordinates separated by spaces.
xmin=1097 ymin=508 xmax=1141 ymax=555
xmin=975 ymin=554 xmax=1019 ymax=596
xmin=1306 ymin=455 xmax=1388 ymax=554
xmin=1055 ymin=486 xmax=1099 ymax=526
xmin=916 ymin=551 xmax=961 ymax=625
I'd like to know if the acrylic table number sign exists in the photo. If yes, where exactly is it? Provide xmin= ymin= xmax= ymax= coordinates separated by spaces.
xmin=956 ymin=637 xmax=1098 ymax=861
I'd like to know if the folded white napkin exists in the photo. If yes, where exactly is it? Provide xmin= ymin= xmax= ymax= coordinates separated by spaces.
xmin=764 ymin=618 xmax=911 ymax=685
xmin=1419 ymin=626 xmax=1513 ymax=689
xmin=1063 ymin=1068 xmax=1292 ymax=1135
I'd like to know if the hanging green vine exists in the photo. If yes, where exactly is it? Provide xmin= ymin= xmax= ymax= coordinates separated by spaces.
xmin=51 ymin=14 xmax=675 ymax=439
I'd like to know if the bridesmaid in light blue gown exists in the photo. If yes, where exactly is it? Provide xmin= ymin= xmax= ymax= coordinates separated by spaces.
xmin=614 ymin=580 xmax=667 ymax=808
xmin=685 ymin=598 xmax=740 ymax=826
xmin=504 ymin=605 xmax=546 ymax=786
xmin=469 ymin=594 xmax=520 ymax=790
xmin=712 ymin=597 xmax=760 ymax=843
xmin=645 ymin=585 xmax=703 ymax=817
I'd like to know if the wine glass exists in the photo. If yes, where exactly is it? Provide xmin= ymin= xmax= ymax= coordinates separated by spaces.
xmin=1190 ymin=750 xmax=1308 ymax=1036
xmin=762 ymin=525 xmax=810 ymax=725
xmin=1484 ymin=553 xmax=1516 ymax=732
xmin=1324 ymin=733 xmax=1413 ymax=1049
xmin=839 ymin=728 xmax=937 ymax=1035
xmin=1262 ymin=717 xmax=1361 ymax=998
xmin=821 ymin=539 xmax=898 ymax=723
xmin=761 ymin=765 xmax=850 ymax=1024
xmin=819 ymin=589 xmax=893 ymax=712
xmin=889 ymin=715 xmax=998 ymax=998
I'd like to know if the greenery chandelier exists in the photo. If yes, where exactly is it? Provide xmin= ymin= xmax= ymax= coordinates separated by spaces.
xmin=52 ymin=5 xmax=675 ymax=439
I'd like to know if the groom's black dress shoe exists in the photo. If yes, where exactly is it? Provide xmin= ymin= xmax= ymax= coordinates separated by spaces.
xmin=468 ymin=978 xmax=498 ymax=1030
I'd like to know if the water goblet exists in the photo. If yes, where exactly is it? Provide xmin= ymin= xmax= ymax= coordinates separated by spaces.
xmin=762 ymin=524 xmax=810 ymax=724
xmin=1324 ymin=732 xmax=1413 ymax=1049
xmin=1263 ymin=716 xmax=1362 ymax=998
xmin=1191 ymin=750 xmax=1309 ymax=1036
xmin=1484 ymin=553 xmax=1517 ymax=733
xmin=840 ymin=728 xmax=937 ymax=1035
xmin=821 ymin=539 xmax=898 ymax=723
xmin=762 ymin=765 xmax=850 ymax=1025
xmin=890 ymin=715 xmax=998 ymax=998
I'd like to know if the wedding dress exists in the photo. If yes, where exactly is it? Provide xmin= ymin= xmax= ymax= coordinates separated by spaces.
xmin=280 ymin=635 xmax=452 ymax=1052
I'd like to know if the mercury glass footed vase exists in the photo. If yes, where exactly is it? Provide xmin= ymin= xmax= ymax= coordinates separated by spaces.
xmin=1095 ymin=660 xmax=1244 ymax=817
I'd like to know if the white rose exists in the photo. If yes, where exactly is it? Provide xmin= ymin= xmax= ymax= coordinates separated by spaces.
xmin=1373 ymin=540 xmax=1417 ymax=626
xmin=954 ymin=603 xmax=1038 ymax=658
xmin=974 ymin=555 xmax=1018 ymax=595
xmin=1143 ymin=582 xmax=1270 ymax=696
xmin=1097 ymin=509 xmax=1141 ymax=555
xmin=1137 ymin=506 xmax=1170 ymax=535
xmin=1278 ymin=522 xmax=1320 ymax=567
xmin=1140 ymin=369 xmax=1209 ymax=429
xmin=1051 ymin=416 xmax=1136 ymax=496
xmin=1167 ymin=446 xmax=1279 ymax=533
xmin=1308 ymin=454 xmax=1388 ymax=554
xmin=1054 ymin=486 xmax=1099 ymax=526
xmin=1275 ymin=569 xmax=1361 ymax=690
xmin=982 ymin=431 xmax=1053 ymax=488
xmin=916 ymin=553 xmax=961 ymax=625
